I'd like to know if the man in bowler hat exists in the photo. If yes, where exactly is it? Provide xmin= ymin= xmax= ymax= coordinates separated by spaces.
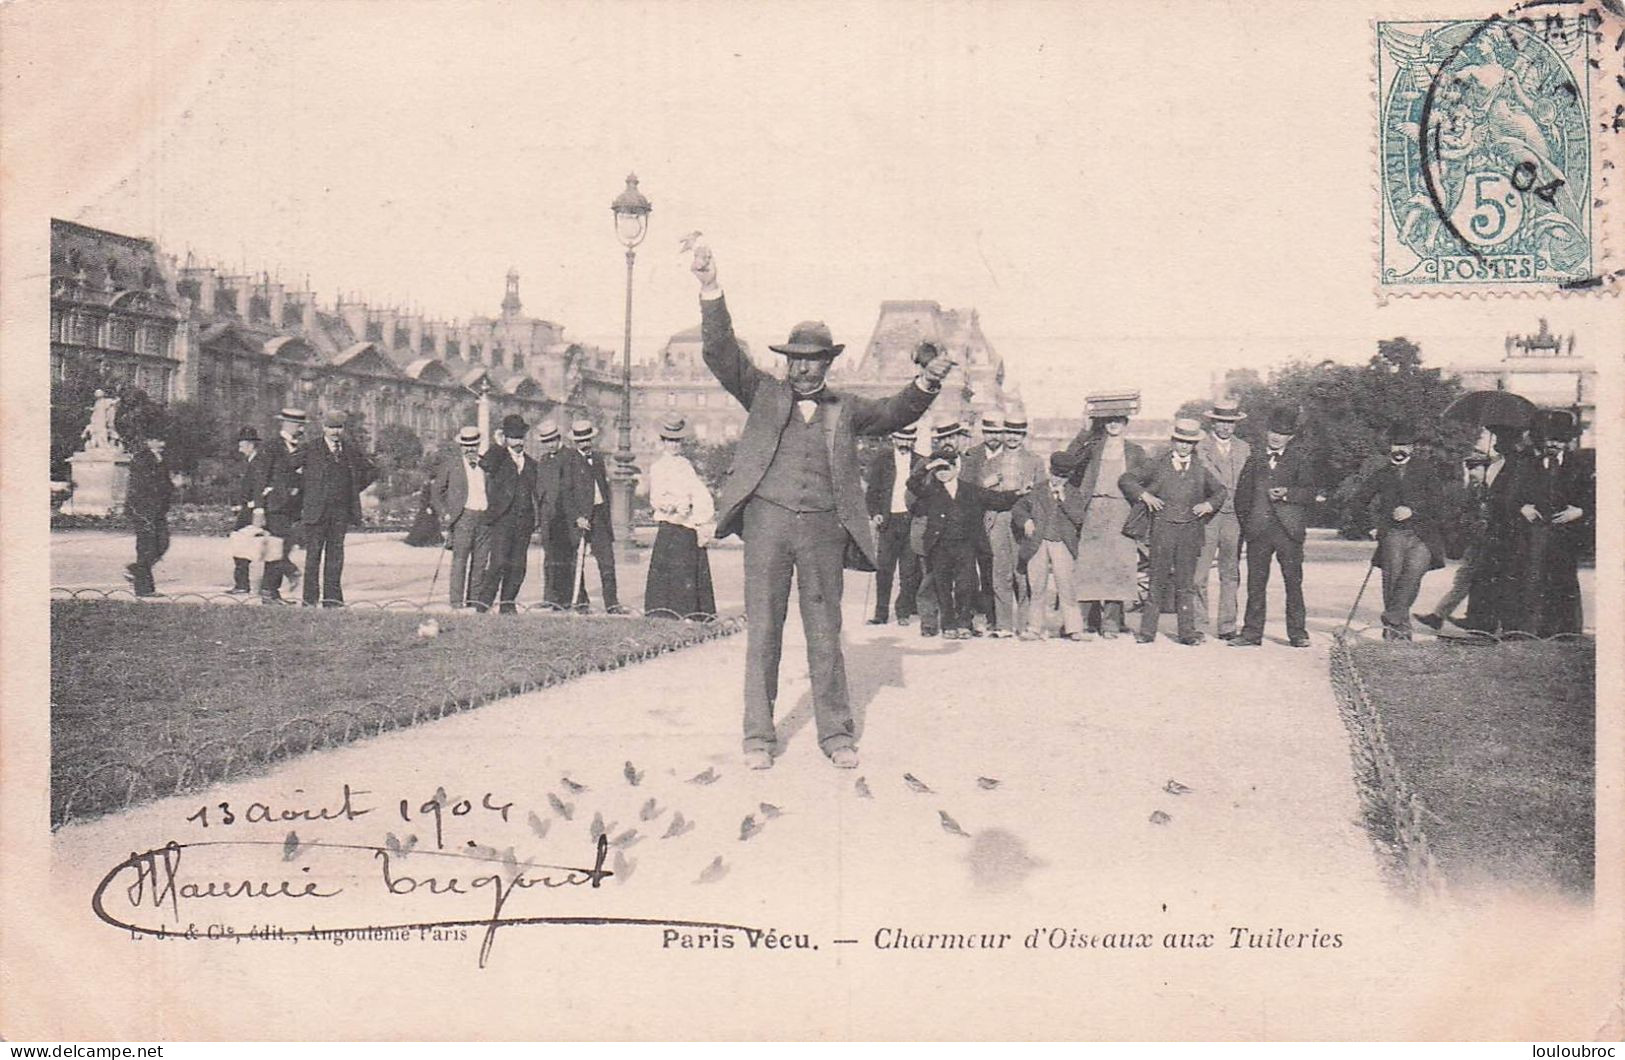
xmin=1504 ymin=409 xmax=1592 ymax=635
xmin=299 ymin=410 xmax=374 ymax=606
xmin=692 ymin=243 xmax=950 ymax=770
xmin=259 ymin=407 xmax=307 ymax=603
xmin=865 ymin=423 xmax=923 ymax=626
xmin=478 ymin=413 xmax=546 ymax=614
xmin=124 ymin=429 xmax=173 ymax=598
xmin=1231 ymin=407 xmax=1317 ymax=647
xmin=228 ymin=426 xmax=269 ymax=594
xmin=1348 ymin=423 xmax=1449 ymax=640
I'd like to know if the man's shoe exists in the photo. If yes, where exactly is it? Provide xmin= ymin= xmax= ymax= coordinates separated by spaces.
xmin=744 ymin=750 xmax=773 ymax=771
xmin=123 ymin=564 xmax=138 ymax=583
xmin=866 ymin=617 xmax=887 ymax=626
xmin=990 ymin=629 xmax=1014 ymax=639
xmin=921 ymin=627 xmax=938 ymax=638
xmin=1217 ymin=631 xmax=1238 ymax=641
xmin=896 ymin=615 xmax=913 ymax=626
xmin=1176 ymin=634 xmax=1206 ymax=646
xmin=227 ymin=586 xmax=251 ymax=595
xmin=828 ymin=748 xmax=859 ymax=770
xmin=1229 ymin=635 xmax=1262 ymax=647
xmin=1018 ymin=630 xmax=1041 ymax=641
xmin=1289 ymin=635 xmax=1311 ymax=648
xmin=1098 ymin=628 xmax=1118 ymax=640
xmin=1413 ymin=612 xmax=1444 ymax=632
xmin=1134 ymin=633 xmax=1156 ymax=644
xmin=606 ymin=604 xmax=629 ymax=615
xmin=1063 ymin=631 xmax=1092 ymax=642
xmin=284 ymin=567 xmax=301 ymax=591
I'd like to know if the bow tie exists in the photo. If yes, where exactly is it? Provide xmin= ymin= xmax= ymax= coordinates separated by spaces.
xmin=793 ymin=389 xmax=833 ymax=404
xmin=1267 ymin=449 xmax=1284 ymax=458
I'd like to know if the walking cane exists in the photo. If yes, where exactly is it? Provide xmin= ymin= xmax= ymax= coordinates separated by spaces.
xmin=573 ymin=531 xmax=589 ymax=611
xmin=1341 ymin=551 xmax=1380 ymax=637
xmin=424 ymin=543 xmax=447 ymax=609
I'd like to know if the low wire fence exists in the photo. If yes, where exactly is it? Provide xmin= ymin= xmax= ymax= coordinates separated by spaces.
xmin=50 ymin=587 xmax=745 ymax=829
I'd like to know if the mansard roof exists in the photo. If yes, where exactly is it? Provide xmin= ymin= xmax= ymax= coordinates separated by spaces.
xmin=332 ymin=341 xmax=402 ymax=376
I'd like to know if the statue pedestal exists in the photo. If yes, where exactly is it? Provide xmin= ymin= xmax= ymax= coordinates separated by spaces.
xmin=62 ymin=449 xmax=130 ymax=517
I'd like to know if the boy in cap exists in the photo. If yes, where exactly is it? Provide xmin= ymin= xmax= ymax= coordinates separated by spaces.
xmin=435 ymin=425 xmax=496 ymax=609
xmin=1012 ymin=451 xmax=1088 ymax=640
xmin=1119 ymin=418 xmax=1228 ymax=645
xmin=299 ymin=410 xmax=374 ymax=606
xmin=1348 ymin=423 xmax=1448 ymax=640
xmin=865 ymin=423 xmax=924 ymax=625
xmin=124 ymin=429 xmax=173 ymax=597
xmin=907 ymin=446 xmax=1028 ymax=639
xmin=258 ymin=407 xmax=308 ymax=602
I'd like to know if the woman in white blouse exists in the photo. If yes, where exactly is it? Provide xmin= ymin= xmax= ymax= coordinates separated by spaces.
xmin=644 ymin=415 xmax=718 ymax=618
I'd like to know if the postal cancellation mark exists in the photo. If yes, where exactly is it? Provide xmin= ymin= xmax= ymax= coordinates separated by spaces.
xmin=1378 ymin=15 xmax=1596 ymax=290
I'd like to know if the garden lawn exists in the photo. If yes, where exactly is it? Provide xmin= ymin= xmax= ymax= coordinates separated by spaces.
xmin=1347 ymin=638 xmax=1594 ymax=898
xmin=50 ymin=599 xmax=727 ymax=824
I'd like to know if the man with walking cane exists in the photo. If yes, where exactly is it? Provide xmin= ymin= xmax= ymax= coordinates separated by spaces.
xmin=477 ymin=414 xmax=543 ymax=614
xmin=434 ymin=426 xmax=494 ymax=610
xmin=1347 ymin=422 xmax=1449 ymax=641
xmin=558 ymin=419 xmax=623 ymax=613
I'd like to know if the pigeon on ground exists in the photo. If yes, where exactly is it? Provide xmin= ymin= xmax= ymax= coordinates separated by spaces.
xmin=546 ymin=793 xmax=575 ymax=821
xmin=1163 ymin=780 xmax=1193 ymax=796
xmin=639 ymin=798 xmax=663 ymax=821
xmin=624 ymin=761 xmax=644 ymax=787
xmin=976 ymin=777 xmax=1001 ymax=790
xmin=855 ymin=777 xmax=874 ymax=799
xmin=561 ymin=776 xmax=588 ymax=794
xmin=662 ymin=812 xmax=693 ymax=839
xmin=590 ymin=811 xmax=609 ymax=841
xmin=526 ymin=811 xmax=552 ymax=839
xmin=283 ymin=830 xmax=302 ymax=861
xmin=903 ymin=773 xmax=934 ymax=794
xmin=612 ymin=849 xmax=635 ymax=885
xmin=1149 ymin=810 xmax=1172 ymax=825
xmin=689 ymin=767 xmax=720 ymax=785
xmin=697 ymin=855 xmax=728 ymax=884
xmin=759 ymin=802 xmax=782 ymax=820
xmin=739 ymin=814 xmax=763 ymax=841
xmin=610 ymin=828 xmax=641 ymax=849
xmin=938 ymin=811 xmax=970 ymax=837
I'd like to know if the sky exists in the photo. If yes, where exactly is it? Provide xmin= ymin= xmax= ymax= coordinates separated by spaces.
xmin=14 ymin=0 xmax=1601 ymax=418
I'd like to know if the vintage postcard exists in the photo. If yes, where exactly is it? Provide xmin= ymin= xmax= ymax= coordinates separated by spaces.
xmin=1 ymin=0 xmax=1620 ymax=1043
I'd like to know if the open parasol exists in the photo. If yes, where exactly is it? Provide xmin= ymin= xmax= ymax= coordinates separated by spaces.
xmin=1442 ymin=390 xmax=1538 ymax=430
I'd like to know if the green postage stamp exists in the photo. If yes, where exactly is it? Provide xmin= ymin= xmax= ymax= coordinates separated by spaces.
xmin=1377 ymin=16 xmax=1599 ymax=292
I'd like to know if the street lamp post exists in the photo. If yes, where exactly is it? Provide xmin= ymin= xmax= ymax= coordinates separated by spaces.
xmin=609 ymin=173 xmax=651 ymax=537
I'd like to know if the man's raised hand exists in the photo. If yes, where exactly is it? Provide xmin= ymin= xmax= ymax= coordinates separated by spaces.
xmin=918 ymin=351 xmax=954 ymax=388
xmin=689 ymin=240 xmax=719 ymax=293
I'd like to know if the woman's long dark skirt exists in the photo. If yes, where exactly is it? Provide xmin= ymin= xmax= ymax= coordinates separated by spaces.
xmin=644 ymin=522 xmax=716 ymax=619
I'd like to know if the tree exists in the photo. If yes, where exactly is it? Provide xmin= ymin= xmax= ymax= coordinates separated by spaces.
xmin=372 ymin=423 xmax=427 ymax=499
xmin=163 ymin=400 xmax=227 ymax=474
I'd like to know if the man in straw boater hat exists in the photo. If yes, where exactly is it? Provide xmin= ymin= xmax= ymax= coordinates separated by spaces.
xmin=986 ymin=406 xmax=1045 ymax=637
xmin=864 ymin=422 xmax=924 ymax=626
xmin=691 ymin=242 xmax=952 ymax=770
xmin=531 ymin=419 xmax=573 ymax=607
xmin=1193 ymin=397 xmax=1251 ymax=640
xmin=477 ymin=413 xmax=546 ymax=614
xmin=257 ymin=407 xmax=308 ymax=603
xmin=1231 ymin=406 xmax=1317 ymax=647
xmin=911 ymin=417 xmax=971 ymax=637
xmin=558 ymin=417 xmax=623 ymax=612
xmin=959 ymin=410 xmax=1006 ymax=635
xmin=1118 ymin=417 xmax=1227 ymax=645
xmin=434 ymin=425 xmax=496 ymax=609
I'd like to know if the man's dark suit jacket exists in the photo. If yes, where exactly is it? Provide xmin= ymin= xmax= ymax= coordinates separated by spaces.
xmin=261 ymin=435 xmax=304 ymax=533
xmin=1233 ymin=441 xmax=1318 ymax=542
xmin=482 ymin=446 xmax=544 ymax=530
xmin=702 ymin=295 xmax=936 ymax=568
xmin=231 ymin=450 xmax=270 ymax=529
xmin=1119 ymin=450 xmax=1228 ymax=526
xmin=1349 ymin=458 xmax=1449 ymax=571
xmin=126 ymin=448 xmax=173 ymax=519
xmin=904 ymin=463 xmax=1021 ymax=556
xmin=558 ymin=447 xmax=615 ymax=540
xmin=1011 ymin=482 xmax=1085 ymax=563
xmin=300 ymin=439 xmax=373 ymax=526
xmin=865 ymin=446 xmax=922 ymax=517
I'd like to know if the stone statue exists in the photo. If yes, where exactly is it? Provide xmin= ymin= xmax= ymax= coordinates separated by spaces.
xmin=82 ymin=389 xmax=123 ymax=452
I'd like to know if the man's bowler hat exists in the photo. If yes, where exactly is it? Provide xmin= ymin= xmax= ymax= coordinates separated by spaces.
xmin=769 ymin=320 xmax=844 ymax=359
xmin=237 ymin=426 xmax=261 ymax=443
xmin=1049 ymin=451 xmax=1074 ymax=476
xmin=501 ymin=413 xmax=529 ymax=436
xmin=1266 ymin=408 xmax=1299 ymax=435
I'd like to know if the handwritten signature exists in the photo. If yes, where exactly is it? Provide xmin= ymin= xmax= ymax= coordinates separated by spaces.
xmin=93 ymin=835 xmax=754 ymax=968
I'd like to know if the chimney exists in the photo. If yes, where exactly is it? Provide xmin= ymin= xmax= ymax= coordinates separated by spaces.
xmin=430 ymin=320 xmax=447 ymax=358
xmin=408 ymin=314 xmax=423 ymax=355
xmin=301 ymin=291 xmax=317 ymax=333
xmin=339 ymin=296 xmax=368 ymax=340
xmin=269 ymin=282 xmax=286 ymax=328
xmin=224 ymin=275 xmax=251 ymax=317
xmin=380 ymin=306 xmax=399 ymax=349
xmin=460 ymin=322 xmax=475 ymax=363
